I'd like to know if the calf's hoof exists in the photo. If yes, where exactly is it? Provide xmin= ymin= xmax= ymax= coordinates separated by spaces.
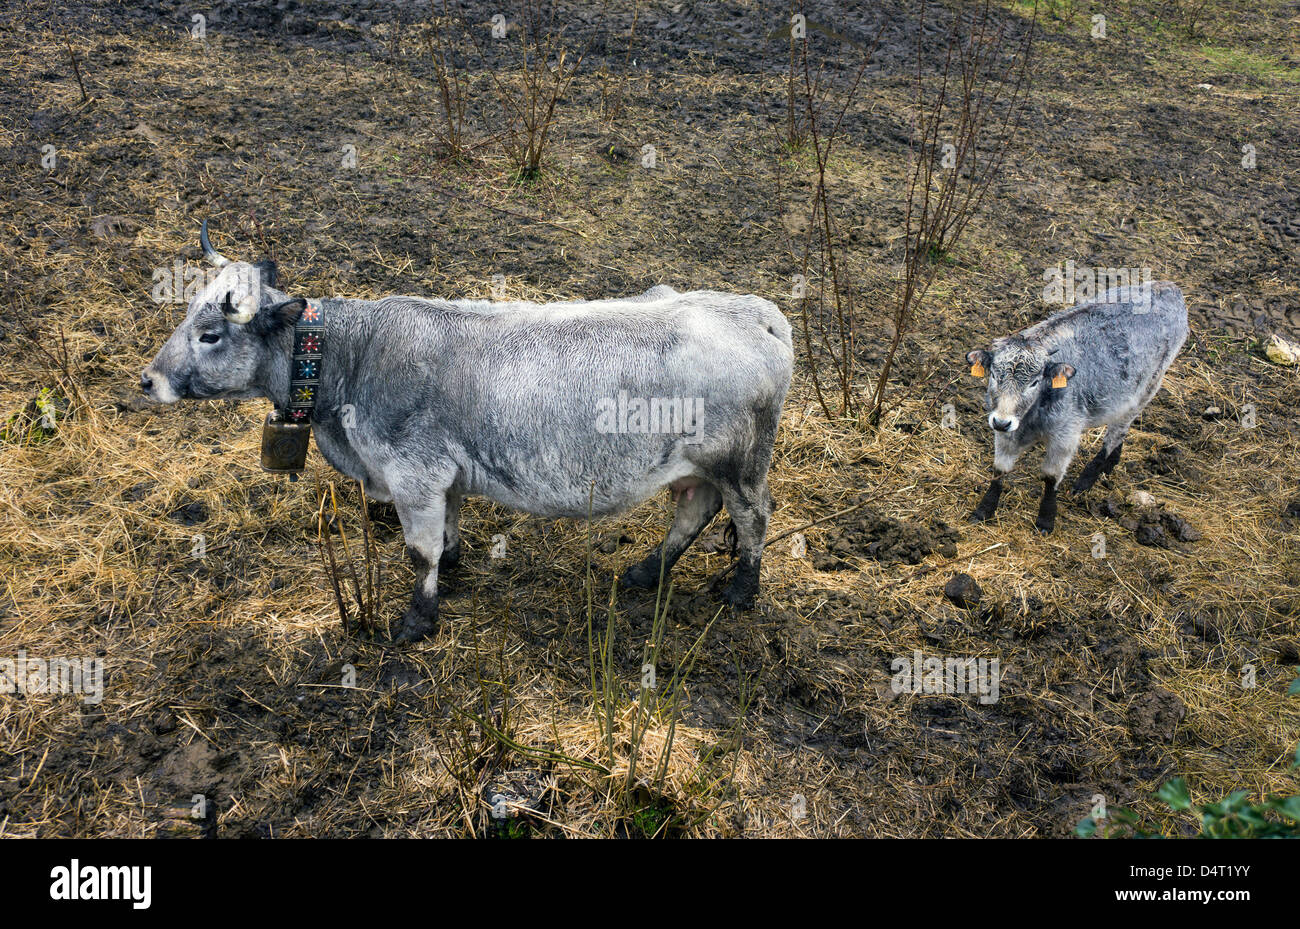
xmin=969 ymin=508 xmax=993 ymax=524
xmin=1070 ymin=468 xmax=1102 ymax=495
xmin=392 ymin=610 xmax=438 ymax=643
xmin=1034 ymin=515 xmax=1056 ymax=535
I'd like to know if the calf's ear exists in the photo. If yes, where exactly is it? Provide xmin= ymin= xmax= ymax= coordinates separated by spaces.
xmin=1046 ymin=362 xmax=1075 ymax=388
xmin=966 ymin=349 xmax=991 ymax=377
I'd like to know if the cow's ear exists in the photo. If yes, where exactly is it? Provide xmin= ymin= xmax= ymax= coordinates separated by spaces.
xmin=966 ymin=349 xmax=991 ymax=377
xmin=254 ymin=260 xmax=278 ymax=289
xmin=249 ymin=298 xmax=306 ymax=337
xmin=1046 ymin=362 xmax=1075 ymax=388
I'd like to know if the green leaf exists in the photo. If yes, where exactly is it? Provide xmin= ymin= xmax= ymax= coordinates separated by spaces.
xmin=1224 ymin=790 xmax=1251 ymax=811
xmin=1157 ymin=778 xmax=1192 ymax=811
xmin=1075 ymin=816 xmax=1097 ymax=838
xmin=1110 ymin=807 xmax=1139 ymax=824
xmin=1270 ymin=795 xmax=1300 ymax=823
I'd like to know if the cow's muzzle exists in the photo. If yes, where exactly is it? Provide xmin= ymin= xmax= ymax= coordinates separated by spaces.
xmin=140 ymin=366 xmax=178 ymax=403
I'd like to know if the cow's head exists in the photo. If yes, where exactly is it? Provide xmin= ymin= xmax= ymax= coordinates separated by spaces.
xmin=141 ymin=222 xmax=304 ymax=403
xmin=967 ymin=340 xmax=1074 ymax=433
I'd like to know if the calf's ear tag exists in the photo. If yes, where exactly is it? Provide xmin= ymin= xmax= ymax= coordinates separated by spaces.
xmin=1051 ymin=373 xmax=1068 ymax=389
xmin=970 ymin=362 xmax=985 ymax=378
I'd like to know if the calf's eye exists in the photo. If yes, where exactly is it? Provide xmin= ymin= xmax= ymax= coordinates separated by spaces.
xmin=199 ymin=332 xmax=221 ymax=344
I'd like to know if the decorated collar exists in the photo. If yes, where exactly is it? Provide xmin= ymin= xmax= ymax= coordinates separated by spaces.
xmin=283 ymin=300 xmax=324 ymax=423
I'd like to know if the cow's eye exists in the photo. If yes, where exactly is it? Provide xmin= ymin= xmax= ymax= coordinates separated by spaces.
xmin=199 ymin=332 xmax=221 ymax=344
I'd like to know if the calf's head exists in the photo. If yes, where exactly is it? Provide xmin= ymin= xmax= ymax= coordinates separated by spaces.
xmin=967 ymin=340 xmax=1074 ymax=433
xmin=142 ymin=223 xmax=304 ymax=403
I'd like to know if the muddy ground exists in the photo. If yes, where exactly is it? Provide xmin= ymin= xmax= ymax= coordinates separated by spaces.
xmin=0 ymin=0 xmax=1298 ymax=837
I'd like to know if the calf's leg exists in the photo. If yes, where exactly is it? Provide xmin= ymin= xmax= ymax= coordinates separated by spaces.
xmin=392 ymin=495 xmax=447 ymax=642
xmin=1036 ymin=430 xmax=1081 ymax=534
xmin=970 ymin=435 xmax=1022 ymax=523
xmin=1071 ymin=418 xmax=1133 ymax=494
xmin=623 ymin=482 xmax=723 ymax=590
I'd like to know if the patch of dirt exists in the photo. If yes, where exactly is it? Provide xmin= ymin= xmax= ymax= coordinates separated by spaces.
xmin=814 ymin=507 xmax=959 ymax=570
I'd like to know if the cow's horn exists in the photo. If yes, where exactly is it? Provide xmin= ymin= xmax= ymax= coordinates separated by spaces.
xmin=222 ymin=292 xmax=258 ymax=324
xmin=200 ymin=219 xmax=231 ymax=268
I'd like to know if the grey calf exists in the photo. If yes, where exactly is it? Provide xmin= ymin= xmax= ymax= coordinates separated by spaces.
xmin=965 ymin=281 xmax=1188 ymax=533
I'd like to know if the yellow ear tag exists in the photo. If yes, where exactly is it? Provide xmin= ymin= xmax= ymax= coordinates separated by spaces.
xmin=1051 ymin=373 xmax=1067 ymax=389
xmin=970 ymin=362 xmax=985 ymax=378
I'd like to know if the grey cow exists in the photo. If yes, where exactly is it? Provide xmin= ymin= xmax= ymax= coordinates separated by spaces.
xmin=965 ymin=281 xmax=1188 ymax=533
xmin=142 ymin=226 xmax=793 ymax=641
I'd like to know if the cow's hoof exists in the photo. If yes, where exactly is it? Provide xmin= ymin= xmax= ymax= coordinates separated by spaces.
xmin=969 ymin=509 xmax=993 ymax=524
xmin=621 ymin=560 xmax=661 ymax=590
xmin=1034 ymin=517 xmax=1056 ymax=536
xmin=392 ymin=607 xmax=438 ymax=643
xmin=439 ymin=542 xmax=461 ymax=572
xmin=721 ymin=578 xmax=758 ymax=611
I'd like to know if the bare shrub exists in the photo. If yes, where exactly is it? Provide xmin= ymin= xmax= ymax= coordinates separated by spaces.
xmin=868 ymin=0 xmax=1036 ymax=424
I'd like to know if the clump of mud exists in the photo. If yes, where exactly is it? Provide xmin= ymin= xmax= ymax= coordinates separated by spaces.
xmin=1126 ymin=688 xmax=1188 ymax=743
xmin=943 ymin=573 xmax=982 ymax=609
xmin=814 ymin=508 xmax=959 ymax=570
xmin=1088 ymin=494 xmax=1201 ymax=550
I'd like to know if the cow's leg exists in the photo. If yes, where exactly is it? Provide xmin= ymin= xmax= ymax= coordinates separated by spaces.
xmin=392 ymin=495 xmax=446 ymax=643
xmin=970 ymin=435 xmax=1021 ymax=523
xmin=715 ymin=477 xmax=771 ymax=610
xmin=441 ymin=491 xmax=463 ymax=571
xmin=623 ymin=482 xmax=723 ymax=590
xmin=1036 ymin=430 xmax=1081 ymax=535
